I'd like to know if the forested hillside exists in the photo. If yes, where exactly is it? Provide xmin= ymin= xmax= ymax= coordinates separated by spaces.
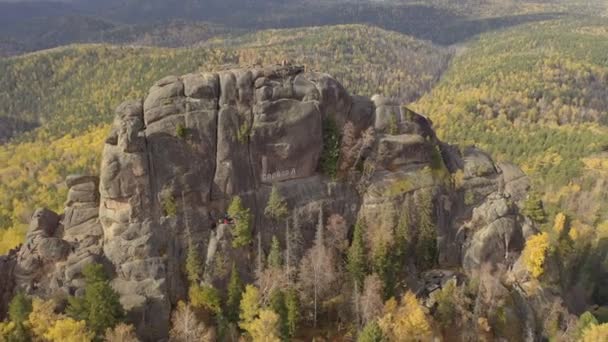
xmin=413 ymin=18 xmax=608 ymax=227
xmin=3 ymin=0 xmax=604 ymax=56
xmin=0 ymin=25 xmax=450 ymax=253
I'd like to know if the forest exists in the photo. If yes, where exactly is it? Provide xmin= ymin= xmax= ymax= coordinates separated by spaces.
xmin=0 ymin=1 xmax=608 ymax=340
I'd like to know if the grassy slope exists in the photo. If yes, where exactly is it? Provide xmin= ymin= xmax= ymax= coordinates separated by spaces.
xmin=413 ymin=18 xmax=608 ymax=224
xmin=0 ymin=25 xmax=450 ymax=252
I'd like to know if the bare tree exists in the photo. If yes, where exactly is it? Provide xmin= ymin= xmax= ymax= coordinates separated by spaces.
xmin=359 ymin=274 xmax=384 ymax=325
xmin=326 ymin=214 xmax=349 ymax=254
xmin=298 ymin=206 xmax=338 ymax=327
xmin=169 ymin=302 xmax=215 ymax=342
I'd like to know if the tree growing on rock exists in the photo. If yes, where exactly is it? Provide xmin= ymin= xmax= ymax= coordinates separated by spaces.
xmin=189 ymin=284 xmax=222 ymax=315
xmin=228 ymin=196 xmax=253 ymax=248
xmin=185 ymin=240 xmax=203 ymax=285
xmin=523 ymin=191 xmax=547 ymax=224
xmin=264 ymin=186 xmax=288 ymax=221
xmin=66 ymin=263 xmax=124 ymax=338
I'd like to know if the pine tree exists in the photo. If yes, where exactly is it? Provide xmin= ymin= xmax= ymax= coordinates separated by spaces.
xmin=189 ymin=284 xmax=222 ymax=315
xmin=285 ymin=288 xmax=300 ymax=338
xmin=8 ymin=292 xmax=32 ymax=341
xmin=348 ymin=220 xmax=367 ymax=288
xmin=66 ymin=263 xmax=124 ymax=338
xmin=226 ymin=263 xmax=243 ymax=323
xmin=269 ymin=290 xmax=289 ymax=340
xmin=415 ymin=189 xmax=437 ymax=270
xmin=523 ymin=191 xmax=547 ymax=224
xmin=267 ymin=235 xmax=282 ymax=269
xmin=264 ymin=185 xmax=288 ymax=221
xmin=357 ymin=321 xmax=385 ymax=342
xmin=228 ymin=196 xmax=253 ymax=248
xmin=185 ymin=240 xmax=203 ymax=285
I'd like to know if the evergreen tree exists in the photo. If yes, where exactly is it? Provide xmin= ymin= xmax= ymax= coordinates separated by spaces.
xmin=358 ymin=321 xmax=385 ymax=342
xmin=8 ymin=292 xmax=32 ymax=341
xmin=285 ymin=288 xmax=300 ymax=338
xmin=66 ymin=263 xmax=124 ymax=338
xmin=264 ymin=185 xmax=288 ymax=221
xmin=348 ymin=220 xmax=367 ymax=288
xmin=228 ymin=196 xmax=253 ymax=248
xmin=415 ymin=189 xmax=437 ymax=270
xmin=185 ymin=240 xmax=203 ymax=285
xmin=189 ymin=284 xmax=222 ymax=315
xmin=226 ymin=263 xmax=243 ymax=323
xmin=523 ymin=191 xmax=547 ymax=224
xmin=269 ymin=290 xmax=289 ymax=340
xmin=267 ymin=235 xmax=282 ymax=269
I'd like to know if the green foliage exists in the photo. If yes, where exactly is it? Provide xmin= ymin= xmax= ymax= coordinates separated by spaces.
xmin=175 ymin=123 xmax=187 ymax=139
xmin=7 ymin=292 xmax=32 ymax=342
xmin=226 ymin=263 xmax=243 ymax=323
xmin=358 ymin=320 xmax=385 ymax=342
xmin=285 ymin=288 xmax=300 ymax=338
xmin=264 ymin=185 xmax=289 ymax=221
xmin=415 ymin=189 xmax=437 ymax=270
xmin=161 ymin=192 xmax=177 ymax=217
xmin=348 ymin=220 xmax=368 ymax=289
xmin=319 ymin=117 xmax=341 ymax=179
xmin=239 ymin=285 xmax=260 ymax=330
xmin=523 ymin=192 xmax=547 ymax=224
xmin=189 ymin=284 xmax=222 ymax=315
xmin=267 ymin=235 xmax=282 ymax=269
xmin=576 ymin=311 xmax=599 ymax=339
xmin=388 ymin=113 xmax=399 ymax=135
xmin=8 ymin=292 xmax=31 ymax=326
xmin=0 ymin=24 xmax=450 ymax=249
xmin=413 ymin=18 xmax=608 ymax=225
xmin=67 ymin=263 xmax=124 ymax=338
xmin=434 ymin=280 xmax=457 ymax=328
xmin=269 ymin=290 xmax=289 ymax=340
xmin=185 ymin=241 xmax=203 ymax=285
xmin=227 ymin=196 xmax=253 ymax=248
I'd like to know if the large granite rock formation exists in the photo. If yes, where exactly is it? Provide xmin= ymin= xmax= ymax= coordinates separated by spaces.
xmin=0 ymin=65 xmax=533 ymax=340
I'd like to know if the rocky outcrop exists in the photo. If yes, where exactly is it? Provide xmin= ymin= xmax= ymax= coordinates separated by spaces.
xmin=0 ymin=175 xmax=105 ymax=306
xmin=1 ymin=65 xmax=534 ymax=340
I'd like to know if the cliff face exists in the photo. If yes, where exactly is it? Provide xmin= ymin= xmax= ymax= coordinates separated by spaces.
xmin=0 ymin=65 xmax=533 ymax=339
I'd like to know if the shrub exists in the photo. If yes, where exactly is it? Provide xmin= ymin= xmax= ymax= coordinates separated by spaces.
xmin=175 ymin=123 xmax=187 ymax=139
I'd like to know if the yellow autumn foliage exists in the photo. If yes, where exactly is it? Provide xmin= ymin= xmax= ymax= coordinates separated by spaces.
xmin=378 ymin=291 xmax=433 ymax=341
xmin=522 ymin=232 xmax=551 ymax=279
xmin=44 ymin=318 xmax=94 ymax=342
xmin=553 ymin=213 xmax=567 ymax=234
xmin=27 ymin=297 xmax=64 ymax=340
xmin=246 ymin=309 xmax=281 ymax=342
xmin=580 ymin=323 xmax=608 ymax=342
